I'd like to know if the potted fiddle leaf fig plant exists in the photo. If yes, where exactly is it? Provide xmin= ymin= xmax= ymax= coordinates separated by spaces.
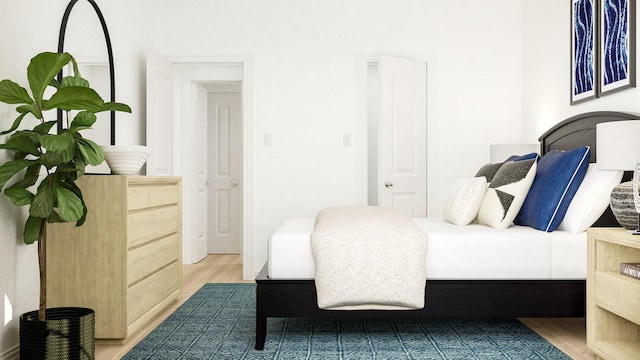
xmin=0 ymin=51 xmax=130 ymax=359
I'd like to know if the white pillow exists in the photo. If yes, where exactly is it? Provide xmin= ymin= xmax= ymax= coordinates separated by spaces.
xmin=557 ymin=163 xmax=623 ymax=233
xmin=443 ymin=177 xmax=488 ymax=225
xmin=477 ymin=159 xmax=537 ymax=229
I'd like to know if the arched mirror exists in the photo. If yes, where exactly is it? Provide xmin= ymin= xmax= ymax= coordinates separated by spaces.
xmin=57 ymin=0 xmax=116 ymax=174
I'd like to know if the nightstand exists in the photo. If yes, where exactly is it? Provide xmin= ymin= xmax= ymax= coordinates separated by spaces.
xmin=587 ymin=227 xmax=640 ymax=360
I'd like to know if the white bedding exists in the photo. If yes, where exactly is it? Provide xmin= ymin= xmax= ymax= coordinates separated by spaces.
xmin=311 ymin=206 xmax=427 ymax=310
xmin=268 ymin=217 xmax=586 ymax=280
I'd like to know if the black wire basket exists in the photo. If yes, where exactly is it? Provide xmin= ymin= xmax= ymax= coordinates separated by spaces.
xmin=20 ymin=307 xmax=95 ymax=360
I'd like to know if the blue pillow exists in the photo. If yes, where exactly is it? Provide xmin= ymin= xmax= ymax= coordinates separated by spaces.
xmin=514 ymin=146 xmax=590 ymax=232
xmin=506 ymin=152 xmax=539 ymax=162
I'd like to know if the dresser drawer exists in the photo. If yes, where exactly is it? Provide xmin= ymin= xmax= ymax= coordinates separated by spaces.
xmin=128 ymin=234 xmax=179 ymax=285
xmin=128 ymin=183 xmax=179 ymax=211
xmin=128 ymin=206 xmax=179 ymax=248
xmin=595 ymin=270 xmax=640 ymax=325
xmin=127 ymin=261 xmax=180 ymax=325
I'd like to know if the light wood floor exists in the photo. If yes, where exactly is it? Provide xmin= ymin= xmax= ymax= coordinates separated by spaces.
xmin=96 ymin=255 xmax=595 ymax=360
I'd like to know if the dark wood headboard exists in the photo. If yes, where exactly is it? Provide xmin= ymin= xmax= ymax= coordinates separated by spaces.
xmin=538 ymin=111 xmax=640 ymax=162
xmin=538 ymin=111 xmax=640 ymax=227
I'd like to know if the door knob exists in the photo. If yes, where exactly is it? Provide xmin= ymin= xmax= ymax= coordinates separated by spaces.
xmin=231 ymin=180 xmax=239 ymax=187
xmin=205 ymin=180 xmax=212 ymax=187
xmin=384 ymin=181 xmax=393 ymax=188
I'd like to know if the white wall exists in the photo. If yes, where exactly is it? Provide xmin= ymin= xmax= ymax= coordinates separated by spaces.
xmin=0 ymin=0 xmax=524 ymax=356
xmin=522 ymin=0 xmax=640 ymax=140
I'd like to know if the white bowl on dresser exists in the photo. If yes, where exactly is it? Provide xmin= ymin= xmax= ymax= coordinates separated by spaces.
xmin=101 ymin=145 xmax=151 ymax=175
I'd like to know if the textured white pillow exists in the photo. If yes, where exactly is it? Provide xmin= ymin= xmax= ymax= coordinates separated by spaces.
xmin=443 ymin=177 xmax=488 ymax=225
xmin=557 ymin=163 xmax=623 ymax=233
xmin=477 ymin=159 xmax=537 ymax=229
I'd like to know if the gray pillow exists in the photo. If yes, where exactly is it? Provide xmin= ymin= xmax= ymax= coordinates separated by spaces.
xmin=474 ymin=162 xmax=503 ymax=182
xmin=477 ymin=159 xmax=537 ymax=229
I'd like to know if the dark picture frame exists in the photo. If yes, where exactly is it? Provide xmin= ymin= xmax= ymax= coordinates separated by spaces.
xmin=599 ymin=0 xmax=636 ymax=95
xmin=571 ymin=0 xmax=598 ymax=104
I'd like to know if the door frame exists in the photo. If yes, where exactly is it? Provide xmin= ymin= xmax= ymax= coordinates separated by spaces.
xmin=169 ymin=55 xmax=253 ymax=280
xmin=355 ymin=54 xmax=440 ymax=216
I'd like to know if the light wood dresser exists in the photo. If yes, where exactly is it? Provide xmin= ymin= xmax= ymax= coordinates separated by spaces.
xmin=587 ymin=227 xmax=640 ymax=360
xmin=46 ymin=175 xmax=182 ymax=343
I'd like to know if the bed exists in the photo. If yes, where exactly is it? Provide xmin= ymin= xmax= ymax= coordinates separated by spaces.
xmin=254 ymin=111 xmax=639 ymax=350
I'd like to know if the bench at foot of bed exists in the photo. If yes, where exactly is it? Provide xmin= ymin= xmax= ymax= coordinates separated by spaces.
xmin=254 ymin=264 xmax=585 ymax=350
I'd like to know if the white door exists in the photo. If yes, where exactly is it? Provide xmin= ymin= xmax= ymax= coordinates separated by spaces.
xmin=145 ymin=52 xmax=174 ymax=176
xmin=378 ymin=56 xmax=427 ymax=217
xmin=194 ymin=85 xmax=208 ymax=262
xmin=207 ymin=90 xmax=243 ymax=254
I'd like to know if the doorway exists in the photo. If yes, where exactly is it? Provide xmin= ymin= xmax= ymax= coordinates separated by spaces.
xmin=146 ymin=55 xmax=254 ymax=279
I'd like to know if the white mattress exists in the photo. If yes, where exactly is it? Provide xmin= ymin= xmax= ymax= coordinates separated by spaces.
xmin=267 ymin=217 xmax=586 ymax=280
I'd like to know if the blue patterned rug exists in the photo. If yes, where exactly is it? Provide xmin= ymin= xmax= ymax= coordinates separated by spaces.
xmin=123 ymin=283 xmax=570 ymax=359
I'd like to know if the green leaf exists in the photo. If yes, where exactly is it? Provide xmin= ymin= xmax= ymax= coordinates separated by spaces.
xmin=76 ymin=212 xmax=87 ymax=226
xmin=0 ymin=79 xmax=32 ymax=104
xmin=39 ymin=132 xmax=75 ymax=163
xmin=69 ymin=111 xmax=96 ymax=132
xmin=55 ymin=179 xmax=87 ymax=225
xmin=4 ymin=188 xmax=34 ymax=206
xmin=0 ymin=112 xmax=29 ymax=135
xmin=72 ymin=156 xmax=86 ymax=177
xmin=56 ymin=162 xmax=78 ymax=176
xmin=29 ymin=184 xmax=54 ymax=218
xmin=61 ymin=75 xmax=89 ymax=88
xmin=13 ymin=151 xmax=27 ymax=161
xmin=23 ymin=215 xmax=43 ymax=245
xmin=43 ymin=86 xmax=104 ymax=112
xmin=99 ymin=102 xmax=132 ymax=113
xmin=33 ymin=120 xmax=57 ymax=135
xmin=9 ymin=164 xmax=41 ymax=189
xmin=46 ymin=210 xmax=65 ymax=223
xmin=14 ymin=129 xmax=40 ymax=143
xmin=15 ymin=104 xmax=42 ymax=120
xmin=48 ymin=78 xmax=61 ymax=90
xmin=59 ymin=175 xmax=82 ymax=197
xmin=77 ymin=138 xmax=104 ymax=166
xmin=39 ymin=152 xmax=62 ymax=169
xmin=0 ymin=159 xmax=33 ymax=190
xmin=54 ymin=185 xmax=84 ymax=221
xmin=69 ymin=57 xmax=82 ymax=80
xmin=0 ymin=133 xmax=40 ymax=156
xmin=27 ymin=52 xmax=72 ymax=105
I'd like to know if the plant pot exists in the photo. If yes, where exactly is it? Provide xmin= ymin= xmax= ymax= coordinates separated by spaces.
xmin=20 ymin=307 xmax=95 ymax=360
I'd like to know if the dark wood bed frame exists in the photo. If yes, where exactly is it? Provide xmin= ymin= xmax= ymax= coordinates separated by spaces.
xmin=254 ymin=111 xmax=639 ymax=350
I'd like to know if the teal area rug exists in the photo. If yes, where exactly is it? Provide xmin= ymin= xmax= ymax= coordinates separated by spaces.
xmin=123 ymin=283 xmax=570 ymax=359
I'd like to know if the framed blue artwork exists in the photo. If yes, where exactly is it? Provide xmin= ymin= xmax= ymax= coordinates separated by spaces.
xmin=600 ymin=0 xmax=636 ymax=95
xmin=572 ymin=0 xmax=598 ymax=104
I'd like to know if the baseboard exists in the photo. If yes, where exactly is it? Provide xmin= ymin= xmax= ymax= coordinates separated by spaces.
xmin=0 ymin=346 xmax=19 ymax=360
